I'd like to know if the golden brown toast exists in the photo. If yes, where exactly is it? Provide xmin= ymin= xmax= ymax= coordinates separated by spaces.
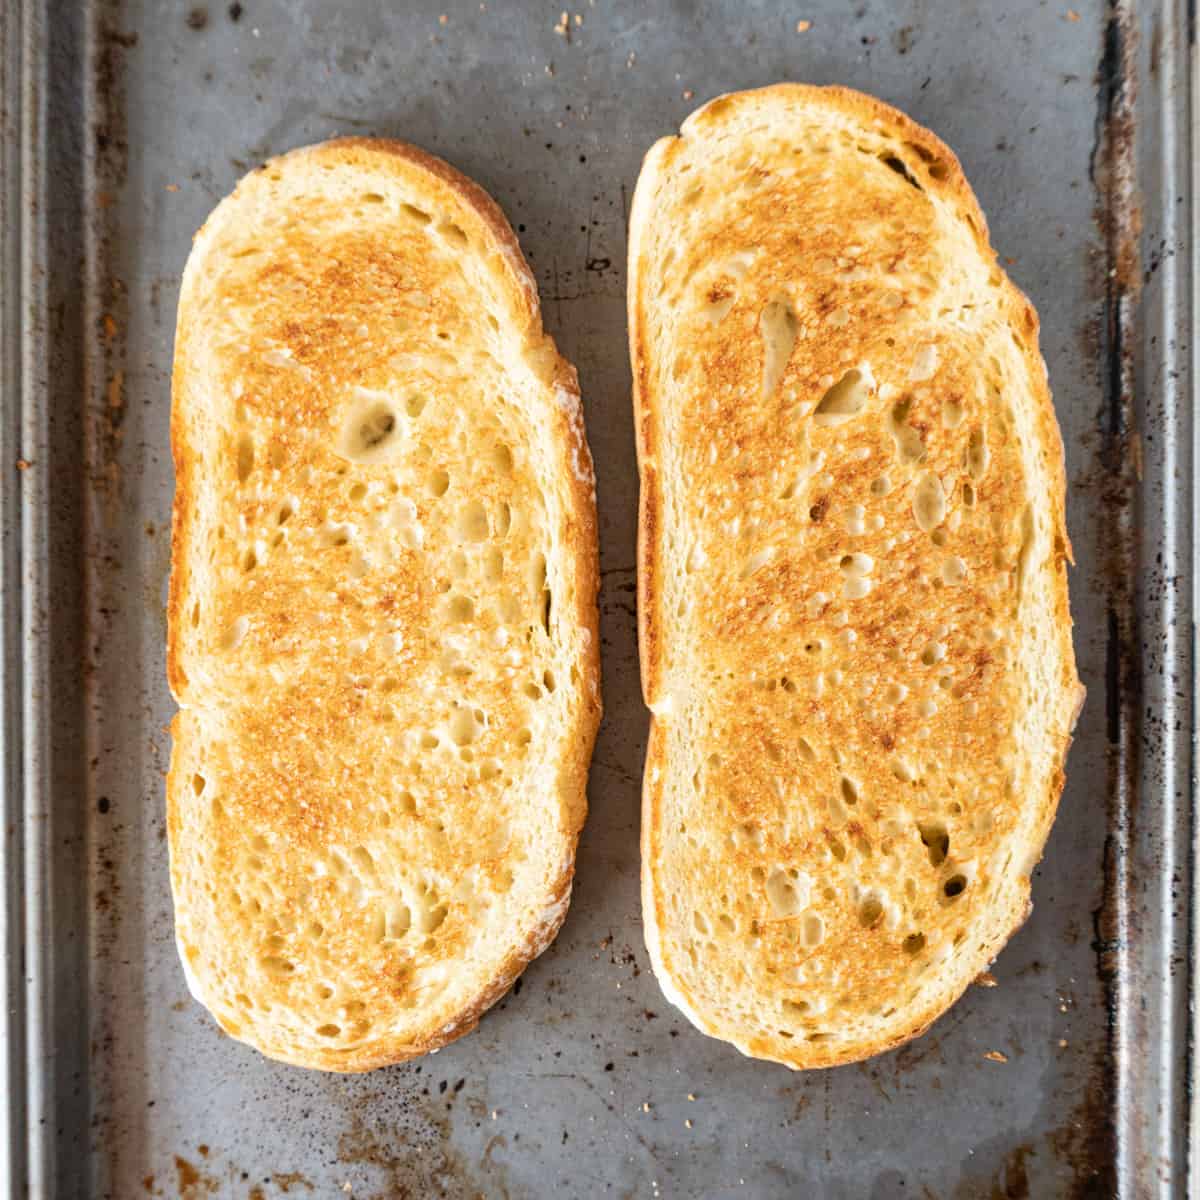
xmin=628 ymin=85 xmax=1083 ymax=1069
xmin=167 ymin=138 xmax=600 ymax=1070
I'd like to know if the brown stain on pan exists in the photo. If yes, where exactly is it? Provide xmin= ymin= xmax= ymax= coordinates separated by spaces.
xmin=173 ymin=1154 xmax=218 ymax=1197
xmin=1075 ymin=2 xmax=1138 ymax=1195
xmin=91 ymin=4 xmax=133 ymax=504
xmin=337 ymin=1110 xmax=496 ymax=1200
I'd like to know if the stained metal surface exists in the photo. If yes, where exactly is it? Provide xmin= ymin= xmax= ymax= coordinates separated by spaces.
xmin=2 ymin=0 xmax=1194 ymax=1195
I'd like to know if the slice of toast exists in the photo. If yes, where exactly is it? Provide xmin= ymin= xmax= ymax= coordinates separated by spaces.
xmin=628 ymin=85 xmax=1083 ymax=1069
xmin=167 ymin=138 xmax=600 ymax=1071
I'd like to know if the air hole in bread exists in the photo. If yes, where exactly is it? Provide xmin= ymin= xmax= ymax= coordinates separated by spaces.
xmin=427 ymin=467 xmax=451 ymax=497
xmin=448 ymin=706 xmax=481 ymax=746
xmin=339 ymin=400 xmax=400 ymax=463
xmin=458 ymin=498 xmax=489 ymax=542
xmin=405 ymin=394 xmax=428 ymax=419
xmin=916 ymin=821 xmax=950 ymax=867
xmin=260 ymin=956 xmax=295 ymax=978
xmin=418 ymin=902 xmax=448 ymax=935
xmin=814 ymin=369 xmax=870 ymax=426
xmin=759 ymin=297 xmax=798 ymax=398
xmin=437 ymin=221 xmax=469 ymax=246
xmin=361 ymin=192 xmax=385 ymax=204
xmin=870 ymin=474 xmax=892 ymax=497
xmin=857 ymin=896 xmax=884 ymax=928
xmin=483 ymin=547 xmax=504 ymax=582
xmin=912 ymin=473 xmax=946 ymax=533
xmin=1015 ymin=505 xmax=1035 ymax=601
xmin=385 ymin=903 xmax=412 ymax=939
xmin=880 ymin=153 xmax=923 ymax=191
xmin=492 ymin=501 xmax=511 ymax=537
xmin=401 ymin=202 xmax=432 ymax=224
xmin=920 ymin=642 xmax=946 ymax=667
xmin=765 ymin=867 xmax=808 ymax=917
xmin=840 ymin=776 xmax=859 ymax=806
xmin=942 ymin=556 xmax=967 ymax=585
xmin=446 ymin=593 xmax=475 ymax=623
xmin=236 ymin=433 xmax=254 ymax=483
xmin=943 ymin=874 xmax=967 ymax=899
xmin=420 ymin=732 xmax=439 ymax=750
xmin=220 ymin=616 xmax=249 ymax=651
xmin=191 ymin=773 xmax=207 ymax=796
xmin=319 ymin=522 xmax=352 ymax=548
xmin=315 ymin=1023 xmax=341 ymax=1038
xmin=491 ymin=442 xmax=514 ymax=474
xmin=888 ymin=398 xmax=926 ymax=465
xmin=802 ymin=914 xmax=825 ymax=947
xmin=967 ymin=425 xmax=989 ymax=479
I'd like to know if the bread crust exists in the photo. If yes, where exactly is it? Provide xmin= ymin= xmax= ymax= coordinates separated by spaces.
xmin=168 ymin=138 xmax=600 ymax=1071
xmin=630 ymin=84 xmax=1083 ymax=1069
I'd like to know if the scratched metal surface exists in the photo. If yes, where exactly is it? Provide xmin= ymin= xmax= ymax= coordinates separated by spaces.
xmin=2 ymin=0 xmax=1194 ymax=1195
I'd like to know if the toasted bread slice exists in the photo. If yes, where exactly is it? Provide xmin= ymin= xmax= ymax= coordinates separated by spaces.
xmin=167 ymin=138 xmax=600 ymax=1071
xmin=629 ymin=85 xmax=1082 ymax=1069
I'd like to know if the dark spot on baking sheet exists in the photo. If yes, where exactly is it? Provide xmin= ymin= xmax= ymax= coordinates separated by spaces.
xmin=185 ymin=7 xmax=208 ymax=30
xmin=228 ymin=1 xmax=243 ymax=18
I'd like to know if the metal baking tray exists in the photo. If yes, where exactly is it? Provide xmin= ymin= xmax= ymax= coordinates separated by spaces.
xmin=2 ymin=0 xmax=1194 ymax=1194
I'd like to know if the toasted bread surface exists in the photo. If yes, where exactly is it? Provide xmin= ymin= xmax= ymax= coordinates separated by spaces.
xmin=167 ymin=138 xmax=600 ymax=1071
xmin=629 ymin=85 xmax=1083 ymax=1069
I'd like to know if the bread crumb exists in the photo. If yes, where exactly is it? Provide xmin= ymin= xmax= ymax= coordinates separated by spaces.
xmin=554 ymin=10 xmax=570 ymax=39
xmin=165 ymin=183 xmax=180 ymax=192
xmin=438 ymin=12 xmax=448 ymax=23
xmin=1058 ymin=1038 xmax=1069 ymax=1048
xmin=574 ymin=12 xmax=582 ymax=24
xmin=642 ymin=1102 xmax=651 ymax=1113
xmin=687 ymin=1092 xmax=696 ymax=1101
xmin=984 ymin=1050 xmax=1008 ymax=1063
xmin=1066 ymin=9 xmax=1080 ymax=19
xmin=796 ymin=19 xmax=811 ymax=32
xmin=975 ymin=971 xmax=998 ymax=988
xmin=16 ymin=459 xmax=31 ymax=471
xmin=685 ymin=1118 xmax=693 ymax=1129
xmin=490 ymin=1109 xmax=498 ymax=1120
xmin=682 ymin=89 xmax=694 ymax=100
xmin=626 ymin=51 xmax=636 ymax=68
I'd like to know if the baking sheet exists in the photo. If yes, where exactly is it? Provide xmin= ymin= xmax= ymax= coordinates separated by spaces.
xmin=2 ymin=0 xmax=1194 ymax=1195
